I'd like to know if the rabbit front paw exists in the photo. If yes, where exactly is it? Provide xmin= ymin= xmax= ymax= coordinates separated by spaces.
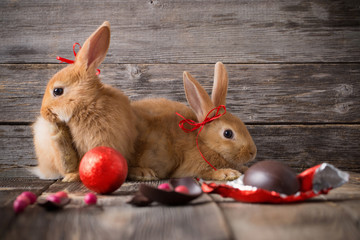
xmin=238 ymin=165 xmax=249 ymax=173
xmin=206 ymin=168 xmax=241 ymax=181
xmin=41 ymin=108 xmax=59 ymax=123
xmin=128 ymin=167 xmax=159 ymax=181
xmin=62 ymin=172 xmax=80 ymax=182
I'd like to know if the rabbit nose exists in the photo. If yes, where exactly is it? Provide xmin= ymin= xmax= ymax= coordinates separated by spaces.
xmin=249 ymin=151 xmax=256 ymax=159
xmin=248 ymin=146 xmax=257 ymax=159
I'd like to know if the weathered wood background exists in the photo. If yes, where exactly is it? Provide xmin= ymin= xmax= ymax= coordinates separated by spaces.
xmin=0 ymin=0 xmax=359 ymax=173
xmin=1 ymin=1 xmax=360 ymax=240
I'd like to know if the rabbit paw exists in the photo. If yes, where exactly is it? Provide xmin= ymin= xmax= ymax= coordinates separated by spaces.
xmin=62 ymin=172 xmax=80 ymax=182
xmin=41 ymin=108 xmax=59 ymax=123
xmin=209 ymin=168 xmax=241 ymax=181
xmin=128 ymin=167 xmax=159 ymax=181
xmin=238 ymin=165 xmax=249 ymax=173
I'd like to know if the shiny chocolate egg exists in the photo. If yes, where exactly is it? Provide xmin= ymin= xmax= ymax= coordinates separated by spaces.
xmin=243 ymin=160 xmax=300 ymax=195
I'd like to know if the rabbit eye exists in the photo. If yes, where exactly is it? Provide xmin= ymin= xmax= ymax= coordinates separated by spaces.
xmin=53 ymin=88 xmax=64 ymax=97
xmin=223 ymin=129 xmax=233 ymax=139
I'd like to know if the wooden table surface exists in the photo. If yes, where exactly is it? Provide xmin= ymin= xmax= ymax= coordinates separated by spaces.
xmin=1 ymin=1 xmax=359 ymax=239
xmin=1 ymin=167 xmax=359 ymax=240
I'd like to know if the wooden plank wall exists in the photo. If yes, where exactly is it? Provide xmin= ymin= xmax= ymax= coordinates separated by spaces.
xmin=0 ymin=0 xmax=359 ymax=172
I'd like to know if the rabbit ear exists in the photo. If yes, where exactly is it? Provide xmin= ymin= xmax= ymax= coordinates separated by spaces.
xmin=75 ymin=21 xmax=110 ymax=73
xmin=211 ymin=62 xmax=228 ymax=107
xmin=183 ymin=71 xmax=215 ymax=121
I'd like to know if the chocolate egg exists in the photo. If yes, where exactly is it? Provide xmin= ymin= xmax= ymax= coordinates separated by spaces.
xmin=243 ymin=160 xmax=300 ymax=195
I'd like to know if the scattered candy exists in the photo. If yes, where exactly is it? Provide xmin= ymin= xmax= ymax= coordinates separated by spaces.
xmin=174 ymin=185 xmax=189 ymax=194
xmin=79 ymin=146 xmax=128 ymax=194
xmin=20 ymin=191 xmax=37 ymax=204
xmin=158 ymin=183 xmax=171 ymax=191
xmin=84 ymin=193 xmax=97 ymax=205
xmin=37 ymin=195 xmax=71 ymax=211
xmin=13 ymin=198 xmax=28 ymax=214
xmin=54 ymin=191 xmax=68 ymax=199
xmin=130 ymin=178 xmax=202 ymax=206
xmin=46 ymin=195 xmax=61 ymax=204
xmin=16 ymin=194 xmax=31 ymax=205
xmin=13 ymin=191 xmax=37 ymax=214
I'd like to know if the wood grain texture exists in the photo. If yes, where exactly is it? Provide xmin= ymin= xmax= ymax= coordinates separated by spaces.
xmin=248 ymin=124 xmax=360 ymax=172
xmin=1 ymin=174 xmax=360 ymax=240
xmin=2 ymin=181 xmax=232 ymax=240
xmin=0 ymin=0 xmax=359 ymax=64
xmin=0 ymin=174 xmax=53 ymax=238
xmin=1 ymin=1 xmax=359 ymax=239
xmin=0 ymin=177 xmax=53 ymax=206
xmin=0 ymin=125 xmax=34 ymax=165
xmin=0 ymin=166 xmax=38 ymax=179
xmin=1 ymin=125 xmax=359 ymax=172
xmin=212 ymin=174 xmax=360 ymax=240
xmin=218 ymin=199 xmax=360 ymax=240
xmin=1 ymin=63 xmax=359 ymax=123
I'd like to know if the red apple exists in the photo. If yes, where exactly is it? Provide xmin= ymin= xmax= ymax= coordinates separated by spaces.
xmin=79 ymin=146 xmax=128 ymax=194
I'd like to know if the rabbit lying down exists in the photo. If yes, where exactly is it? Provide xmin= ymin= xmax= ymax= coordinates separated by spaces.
xmin=32 ymin=21 xmax=257 ymax=182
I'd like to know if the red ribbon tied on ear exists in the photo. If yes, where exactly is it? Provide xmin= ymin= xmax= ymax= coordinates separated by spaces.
xmin=56 ymin=43 xmax=101 ymax=75
xmin=176 ymin=105 xmax=227 ymax=170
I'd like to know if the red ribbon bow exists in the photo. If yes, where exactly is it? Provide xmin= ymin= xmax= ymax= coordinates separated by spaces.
xmin=56 ymin=43 xmax=101 ymax=75
xmin=176 ymin=105 xmax=227 ymax=170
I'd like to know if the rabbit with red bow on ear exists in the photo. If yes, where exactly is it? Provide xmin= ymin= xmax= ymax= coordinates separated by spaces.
xmin=32 ymin=22 xmax=138 ymax=182
xmin=129 ymin=62 xmax=257 ymax=181
xmin=32 ymin=22 xmax=256 ymax=182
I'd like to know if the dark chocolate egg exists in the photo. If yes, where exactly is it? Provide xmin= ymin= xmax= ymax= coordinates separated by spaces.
xmin=243 ymin=160 xmax=300 ymax=195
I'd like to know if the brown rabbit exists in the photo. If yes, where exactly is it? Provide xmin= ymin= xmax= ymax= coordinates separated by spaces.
xmin=32 ymin=22 xmax=137 ymax=181
xmin=129 ymin=62 xmax=257 ymax=181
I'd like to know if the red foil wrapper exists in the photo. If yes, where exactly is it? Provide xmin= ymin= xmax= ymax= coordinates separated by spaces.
xmin=201 ymin=163 xmax=349 ymax=203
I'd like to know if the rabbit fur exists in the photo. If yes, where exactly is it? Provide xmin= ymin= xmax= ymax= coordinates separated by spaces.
xmin=33 ymin=22 xmax=137 ymax=181
xmin=129 ymin=63 xmax=257 ymax=181
xmin=32 ymin=21 xmax=256 ymax=182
